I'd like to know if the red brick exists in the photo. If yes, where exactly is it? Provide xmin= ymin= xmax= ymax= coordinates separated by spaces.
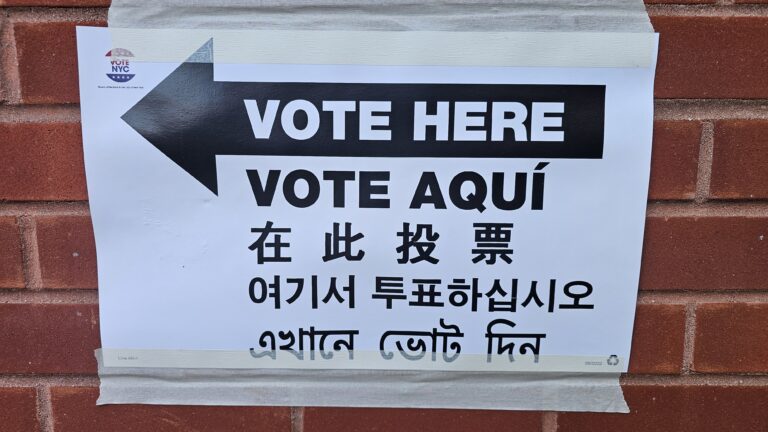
xmin=628 ymin=304 xmax=685 ymax=374
xmin=14 ymin=20 xmax=106 ymax=104
xmin=693 ymin=303 xmax=768 ymax=373
xmin=559 ymin=385 xmax=768 ymax=432
xmin=652 ymin=16 xmax=768 ymax=99
xmin=0 ymin=217 xmax=24 ymax=288
xmin=0 ymin=122 xmax=87 ymax=201
xmin=0 ymin=303 xmax=99 ymax=374
xmin=711 ymin=120 xmax=768 ymax=199
xmin=640 ymin=216 xmax=768 ymax=290
xmin=0 ymin=388 xmax=39 ymax=432
xmin=648 ymin=120 xmax=700 ymax=200
xmin=51 ymin=387 xmax=291 ymax=432
xmin=304 ymin=407 xmax=542 ymax=432
xmin=37 ymin=215 xmax=97 ymax=289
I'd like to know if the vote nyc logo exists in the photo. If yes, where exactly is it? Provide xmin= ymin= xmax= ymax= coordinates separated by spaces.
xmin=105 ymin=48 xmax=135 ymax=83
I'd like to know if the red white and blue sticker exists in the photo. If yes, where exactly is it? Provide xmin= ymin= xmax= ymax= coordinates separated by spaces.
xmin=106 ymin=47 xmax=135 ymax=83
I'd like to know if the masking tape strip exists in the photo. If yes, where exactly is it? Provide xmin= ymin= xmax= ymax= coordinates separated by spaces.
xmin=96 ymin=350 xmax=629 ymax=412
xmin=107 ymin=0 xmax=653 ymax=33
xmin=105 ymin=28 xmax=658 ymax=68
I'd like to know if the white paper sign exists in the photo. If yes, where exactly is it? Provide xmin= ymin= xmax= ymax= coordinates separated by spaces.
xmin=77 ymin=27 xmax=657 ymax=373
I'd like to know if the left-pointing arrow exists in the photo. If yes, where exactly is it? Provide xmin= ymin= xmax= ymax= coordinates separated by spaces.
xmin=122 ymin=39 xmax=237 ymax=195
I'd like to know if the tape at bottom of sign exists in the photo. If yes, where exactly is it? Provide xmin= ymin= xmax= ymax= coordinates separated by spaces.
xmin=95 ymin=350 xmax=628 ymax=412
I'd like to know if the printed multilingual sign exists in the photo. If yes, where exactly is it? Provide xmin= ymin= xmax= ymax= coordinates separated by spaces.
xmin=76 ymin=27 xmax=658 ymax=372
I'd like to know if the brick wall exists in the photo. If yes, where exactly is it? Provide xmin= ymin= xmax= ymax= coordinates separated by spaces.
xmin=1 ymin=1 xmax=767 ymax=431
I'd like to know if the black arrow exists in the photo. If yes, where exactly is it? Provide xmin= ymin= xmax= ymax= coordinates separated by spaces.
xmin=122 ymin=40 xmax=605 ymax=195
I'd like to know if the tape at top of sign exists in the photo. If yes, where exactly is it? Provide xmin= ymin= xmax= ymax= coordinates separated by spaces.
xmin=105 ymin=29 xmax=658 ymax=68
xmin=107 ymin=0 xmax=653 ymax=33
